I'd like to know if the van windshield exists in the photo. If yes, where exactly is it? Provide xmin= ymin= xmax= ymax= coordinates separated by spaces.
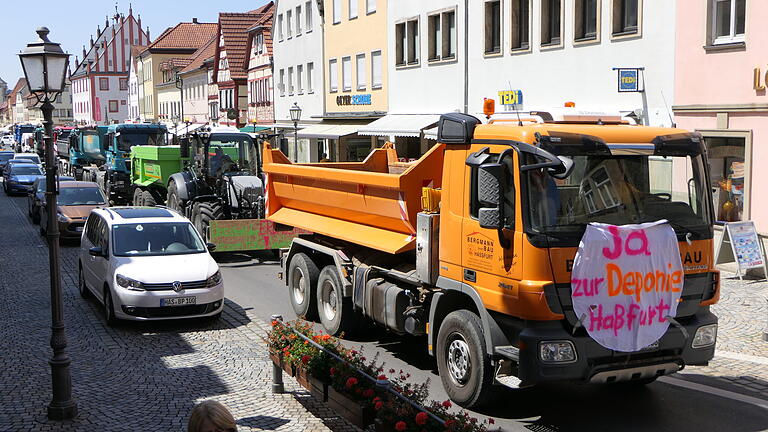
xmin=524 ymin=140 xmax=712 ymax=241
xmin=112 ymin=222 xmax=206 ymax=256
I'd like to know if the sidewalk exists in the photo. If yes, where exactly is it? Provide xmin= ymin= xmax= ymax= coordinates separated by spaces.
xmin=0 ymin=193 xmax=359 ymax=431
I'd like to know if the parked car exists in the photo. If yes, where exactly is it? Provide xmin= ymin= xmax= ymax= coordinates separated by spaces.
xmin=14 ymin=153 xmax=41 ymax=165
xmin=40 ymin=181 xmax=107 ymax=238
xmin=0 ymin=151 xmax=14 ymax=174
xmin=0 ymin=135 xmax=14 ymax=147
xmin=28 ymin=175 xmax=76 ymax=224
xmin=78 ymin=207 xmax=224 ymax=325
xmin=3 ymin=163 xmax=43 ymax=195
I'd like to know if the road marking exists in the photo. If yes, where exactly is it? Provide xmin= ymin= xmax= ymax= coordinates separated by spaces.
xmin=659 ymin=376 xmax=768 ymax=410
xmin=716 ymin=350 xmax=768 ymax=366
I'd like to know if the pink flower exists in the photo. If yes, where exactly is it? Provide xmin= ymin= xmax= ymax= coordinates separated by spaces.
xmin=374 ymin=401 xmax=383 ymax=410
xmin=415 ymin=412 xmax=428 ymax=425
xmin=345 ymin=377 xmax=358 ymax=389
xmin=395 ymin=421 xmax=407 ymax=431
xmin=442 ymin=400 xmax=452 ymax=408
xmin=301 ymin=355 xmax=311 ymax=365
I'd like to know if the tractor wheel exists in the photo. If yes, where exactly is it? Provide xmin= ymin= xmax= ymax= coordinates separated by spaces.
xmin=132 ymin=188 xmax=144 ymax=206
xmin=193 ymin=202 xmax=223 ymax=243
xmin=167 ymin=181 xmax=184 ymax=213
xmin=142 ymin=190 xmax=157 ymax=207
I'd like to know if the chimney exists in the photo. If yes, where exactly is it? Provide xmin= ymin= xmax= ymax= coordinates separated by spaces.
xmin=90 ymin=36 xmax=94 ymax=48
xmin=146 ymin=26 xmax=150 ymax=41
xmin=96 ymin=25 xmax=101 ymax=37
xmin=105 ymin=16 xmax=109 ymax=28
xmin=192 ymin=18 xmax=198 ymax=24
xmin=75 ymin=56 xmax=79 ymax=68
xmin=82 ymin=46 xmax=87 ymax=58
xmin=138 ymin=15 xmax=142 ymax=29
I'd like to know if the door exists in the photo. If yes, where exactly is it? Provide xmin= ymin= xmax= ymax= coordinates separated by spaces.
xmin=81 ymin=214 xmax=99 ymax=291
xmin=460 ymin=146 xmax=521 ymax=315
xmin=91 ymin=218 xmax=111 ymax=302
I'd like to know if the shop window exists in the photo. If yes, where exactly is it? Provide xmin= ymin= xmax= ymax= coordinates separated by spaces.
xmin=612 ymin=0 xmax=639 ymax=36
xmin=575 ymin=0 xmax=599 ymax=41
xmin=706 ymin=136 xmax=747 ymax=222
xmin=484 ymin=1 xmax=501 ymax=54
xmin=510 ymin=0 xmax=530 ymax=50
xmin=541 ymin=0 xmax=562 ymax=46
xmin=710 ymin=0 xmax=745 ymax=44
xmin=428 ymin=9 xmax=457 ymax=61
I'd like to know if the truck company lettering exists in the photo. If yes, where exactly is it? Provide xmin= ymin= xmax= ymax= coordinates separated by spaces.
xmin=570 ymin=221 xmax=684 ymax=352
xmin=465 ymin=232 xmax=494 ymax=271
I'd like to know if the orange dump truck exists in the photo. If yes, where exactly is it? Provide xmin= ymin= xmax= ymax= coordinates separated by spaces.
xmin=263 ymin=110 xmax=719 ymax=407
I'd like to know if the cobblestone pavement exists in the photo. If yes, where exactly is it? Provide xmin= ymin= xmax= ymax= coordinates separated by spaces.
xmin=0 ymin=193 xmax=360 ymax=431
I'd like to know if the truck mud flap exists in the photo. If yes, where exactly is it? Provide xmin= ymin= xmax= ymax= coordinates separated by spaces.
xmin=353 ymin=265 xmax=372 ymax=312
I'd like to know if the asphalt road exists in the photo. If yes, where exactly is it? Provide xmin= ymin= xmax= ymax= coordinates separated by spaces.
xmin=3 ymin=184 xmax=766 ymax=432
xmin=217 ymin=251 xmax=768 ymax=432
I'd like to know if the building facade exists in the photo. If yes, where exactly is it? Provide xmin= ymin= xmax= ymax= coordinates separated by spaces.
xmin=127 ymin=45 xmax=146 ymax=122
xmin=273 ymin=0 xmax=326 ymax=162
xmin=246 ymin=13 xmax=275 ymax=127
xmin=71 ymin=8 xmax=150 ymax=125
xmin=25 ymin=84 xmax=73 ymax=125
xmin=12 ymin=79 xmax=29 ymax=124
xmin=178 ymin=36 xmax=218 ymax=126
xmin=673 ymin=0 xmax=765 ymax=231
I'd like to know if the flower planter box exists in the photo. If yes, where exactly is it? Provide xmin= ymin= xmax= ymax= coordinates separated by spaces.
xmin=309 ymin=375 xmax=328 ymax=402
xmin=294 ymin=366 xmax=312 ymax=391
xmin=326 ymin=386 xmax=375 ymax=429
xmin=268 ymin=351 xmax=294 ymax=377
xmin=374 ymin=420 xmax=396 ymax=432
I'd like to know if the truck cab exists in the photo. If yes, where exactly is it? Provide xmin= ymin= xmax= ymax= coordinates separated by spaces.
xmin=67 ymin=126 xmax=107 ymax=180
xmin=100 ymin=123 xmax=167 ymax=202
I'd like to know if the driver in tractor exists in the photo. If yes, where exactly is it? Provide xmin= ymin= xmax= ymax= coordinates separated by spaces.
xmin=210 ymin=146 xmax=236 ymax=176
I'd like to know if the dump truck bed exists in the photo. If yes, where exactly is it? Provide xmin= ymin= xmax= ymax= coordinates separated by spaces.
xmin=262 ymin=143 xmax=445 ymax=254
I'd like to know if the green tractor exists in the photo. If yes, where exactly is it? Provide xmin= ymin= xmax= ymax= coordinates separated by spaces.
xmin=130 ymin=127 xmax=302 ymax=252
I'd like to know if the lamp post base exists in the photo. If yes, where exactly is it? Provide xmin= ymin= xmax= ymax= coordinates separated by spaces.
xmin=47 ymin=401 xmax=77 ymax=421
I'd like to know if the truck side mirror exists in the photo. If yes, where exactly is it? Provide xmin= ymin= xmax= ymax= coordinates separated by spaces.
xmin=180 ymin=138 xmax=190 ymax=158
xmin=477 ymin=163 xmax=506 ymax=230
xmin=549 ymin=156 xmax=574 ymax=180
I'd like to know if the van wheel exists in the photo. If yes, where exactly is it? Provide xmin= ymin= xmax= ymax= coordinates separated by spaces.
xmin=316 ymin=265 xmax=355 ymax=336
xmin=436 ymin=310 xmax=495 ymax=408
xmin=133 ymin=188 xmax=144 ymax=206
xmin=142 ymin=190 xmax=157 ymax=207
xmin=104 ymin=288 xmax=118 ymax=326
xmin=78 ymin=264 xmax=90 ymax=298
xmin=288 ymin=253 xmax=319 ymax=320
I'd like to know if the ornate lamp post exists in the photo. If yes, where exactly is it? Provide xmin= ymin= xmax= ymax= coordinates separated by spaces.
xmin=18 ymin=27 xmax=77 ymax=421
xmin=288 ymin=102 xmax=301 ymax=163
xmin=175 ymin=72 xmax=184 ymax=134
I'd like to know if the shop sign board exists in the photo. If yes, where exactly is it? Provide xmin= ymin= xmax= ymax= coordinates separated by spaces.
xmin=498 ymin=90 xmax=523 ymax=110
xmin=336 ymin=94 xmax=372 ymax=106
xmin=715 ymin=221 xmax=768 ymax=280
xmin=613 ymin=67 xmax=644 ymax=92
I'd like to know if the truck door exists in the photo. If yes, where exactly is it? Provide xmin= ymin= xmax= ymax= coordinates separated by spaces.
xmin=460 ymin=146 xmax=521 ymax=314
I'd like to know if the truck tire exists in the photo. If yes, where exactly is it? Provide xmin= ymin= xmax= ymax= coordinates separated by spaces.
xmin=436 ymin=310 xmax=495 ymax=408
xmin=133 ymin=188 xmax=144 ymax=206
xmin=167 ymin=180 xmax=184 ymax=213
xmin=193 ymin=202 xmax=223 ymax=243
xmin=288 ymin=253 xmax=319 ymax=320
xmin=142 ymin=190 xmax=157 ymax=207
xmin=316 ymin=265 xmax=355 ymax=336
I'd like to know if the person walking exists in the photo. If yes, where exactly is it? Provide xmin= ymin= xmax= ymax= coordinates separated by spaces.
xmin=188 ymin=400 xmax=238 ymax=432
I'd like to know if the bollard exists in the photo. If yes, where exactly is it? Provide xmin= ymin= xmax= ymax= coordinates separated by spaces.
xmin=271 ymin=314 xmax=285 ymax=393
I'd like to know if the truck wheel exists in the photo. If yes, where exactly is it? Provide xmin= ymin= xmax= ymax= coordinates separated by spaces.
xmin=316 ymin=265 xmax=355 ymax=336
xmin=436 ymin=310 xmax=495 ymax=408
xmin=142 ymin=190 xmax=157 ymax=207
xmin=133 ymin=188 xmax=144 ymax=206
xmin=193 ymin=202 xmax=223 ymax=243
xmin=288 ymin=253 xmax=319 ymax=320
xmin=167 ymin=181 xmax=184 ymax=213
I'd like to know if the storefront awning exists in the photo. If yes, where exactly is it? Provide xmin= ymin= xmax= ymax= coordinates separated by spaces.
xmin=357 ymin=114 xmax=440 ymax=137
xmin=239 ymin=125 xmax=270 ymax=133
xmin=296 ymin=124 xmax=360 ymax=139
xmin=168 ymin=123 xmax=206 ymax=136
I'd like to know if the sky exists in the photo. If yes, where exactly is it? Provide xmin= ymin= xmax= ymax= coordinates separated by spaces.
xmin=0 ymin=0 xmax=269 ymax=89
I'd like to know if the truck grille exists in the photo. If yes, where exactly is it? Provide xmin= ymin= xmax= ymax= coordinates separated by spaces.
xmin=143 ymin=280 xmax=208 ymax=291
xmin=545 ymin=272 xmax=716 ymax=326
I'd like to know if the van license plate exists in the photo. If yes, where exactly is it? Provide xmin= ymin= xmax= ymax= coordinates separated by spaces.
xmin=161 ymin=296 xmax=197 ymax=306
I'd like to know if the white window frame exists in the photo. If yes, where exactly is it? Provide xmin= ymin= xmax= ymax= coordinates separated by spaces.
xmin=541 ymin=0 xmax=563 ymax=47
xmin=574 ymin=0 xmax=600 ymax=43
xmin=296 ymin=6 xmax=303 ymax=35
xmin=427 ymin=7 xmax=458 ymax=62
xmin=366 ymin=0 xmax=376 ymax=14
xmin=349 ymin=0 xmax=358 ymax=19
xmin=288 ymin=67 xmax=294 ymax=95
xmin=333 ymin=0 xmax=342 ymax=24
xmin=395 ymin=17 xmax=420 ymax=67
xmin=711 ymin=0 xmax=746 ymax=44
xmin=356 ymin=53 xmax=366 ymax=90
xmin=286 ymin=9 xmax=293 ymax=38
xmin=297 ymin=64 xmax=304 ymax=94
xmin=329 ymin=59 xmax=339 ymax=92
xmin=306 ymin=1 xmax=313 ymax=31
xmin=307 ymin=62 xmax=314 ymax=93
xmin=371 ymin=50 xmax=382 ymax=89
xmin=279 ymin=69 xmax=285 ymax=97
xmin=341 ymin=56 xmax=352 ymax=92
xmin=611 ymin=0 xmax=642 ymax=38
xmin=277 ymin=14 xmax=284 ymax=41
xmin=484 ymin=0 xmax=502 ymax=55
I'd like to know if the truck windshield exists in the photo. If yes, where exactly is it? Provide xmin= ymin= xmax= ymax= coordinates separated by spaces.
xmin=525 ymin=145 xmax=712 ymax=240
xmin=207 ymin=134 xmax=255 ymax=176
xmin=81 ymin=132 xmax=100 ymax=153
xmin=117 ymin=132 xmax=166 ymax=152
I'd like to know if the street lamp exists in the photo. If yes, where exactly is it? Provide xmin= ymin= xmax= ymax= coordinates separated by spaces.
xmin=289 ymin=102 xmax=301 ymax=163
xmin=175 ymin=72 xmax=184 ymax=134
xmin=18 ymin=27 xmax=77 ymax=421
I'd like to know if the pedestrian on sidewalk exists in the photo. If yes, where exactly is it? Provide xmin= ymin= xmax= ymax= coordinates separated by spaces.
xmin=188 ymin=400 xmax=238 ymax=432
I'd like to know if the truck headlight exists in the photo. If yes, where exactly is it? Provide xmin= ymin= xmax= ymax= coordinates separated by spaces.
xmin=539 ymin=341 xmax=577 ymax=363
xmin=206 ymin=270 xmax=222 ymax=287
xmin=692 ymin=324 xmax=717 ymax=348
xmin=116 ymin=274 xmax=144 ymax=291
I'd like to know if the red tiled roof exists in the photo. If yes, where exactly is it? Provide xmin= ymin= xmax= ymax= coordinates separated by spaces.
xmin=160 ymin=58 xmax=193 ymax=71
xmin=7 ymin=78 xmax=27 ymax=101
xmin=180 ymin=36 xmax=217 ymax=75
xmin=148 ymin=22 xmax=219 ymax=51
xmin=218 ymin=3 xmax=273 ymax=80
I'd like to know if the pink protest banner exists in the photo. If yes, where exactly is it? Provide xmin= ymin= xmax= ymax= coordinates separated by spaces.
xmin=571 ymin=220 xmax=683 ymax=352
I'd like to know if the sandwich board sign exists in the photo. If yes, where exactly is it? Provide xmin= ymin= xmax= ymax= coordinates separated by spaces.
xmin=715 ymin=221 xmax=768 ymax=280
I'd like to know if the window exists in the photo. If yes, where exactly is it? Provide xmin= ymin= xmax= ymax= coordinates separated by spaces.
xmin=329 ymin=59 xmax=338 ymax=92
xmin=356 ymin=54 xmax=366 ymax=90
xmin=333 ymin=0 xmax=342 ymax=24
xmin=367 ymin=0 xmax=376 ymax=14
xmin=349 ymin=0 xmax=358 ymax=19
xmin=541 ymin=0 xmax=562 ymax=46
xmin=711 ymin=0 xmax=745 ymax=44
xmin=288 ymin=67 xmax=294 ymax=95
xmin=612 ymin=0 xmax=639 ymax=36
xmin=277 ymin=14 xmax=284 ymax=41
xmin=428 ymin=10 xmax=457 ymax=61
xmin=705 ymin=134 xmax=748 ymax=221
xmin=100 ymin=78 xmax=109 ymax=90
xmin=109 ymin=100 xmax=119 ymax=113
xmin=297 ymin=64 xmax=304 ymax=94
xmin=306 ymin=1 xmax=313 ymax=30
xmin=342 ymin=56 xmax=352 ymax=91
xmin=119 ymin=78 xmax=128 ymax=91
xmin=279 ymin=69 xmax=285 ymax=96
xmin=296 ymin=6 xmax=302 ymax=35
xmin=307 ymin=62 xmax=314 ymax=93
xmin=484 ymin=1 xmax=502 ymax=54
xmin=511 ymin=0 xmax=530 ymax=50
xmin=395 ymin=18 xmax=420 ymax=66
xmin=371 ymin=51 xmax=382 ymax=89
xmin=575 ymin=0 xmax=599 ymax=41
xmin=287 ymin=10 xmax=293 ymax=37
